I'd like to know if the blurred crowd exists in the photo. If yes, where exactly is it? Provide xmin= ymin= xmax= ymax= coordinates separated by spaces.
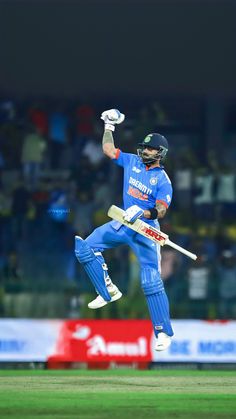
xmin=0 ymin=99 xmax=235 ymax=320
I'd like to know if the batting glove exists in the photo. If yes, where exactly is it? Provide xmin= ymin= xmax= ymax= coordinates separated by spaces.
xmin=101 ymin=109 xmax=125 ymax=132
xmin=123 ymin=205 xmax=144 ymax=223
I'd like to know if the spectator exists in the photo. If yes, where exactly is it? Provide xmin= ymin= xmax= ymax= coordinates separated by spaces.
xmin=0 ymin=149 xmax=5 ymax=187
xmin=70 ymin=156 xmax=96 ymax=195
xmin=215 ymin=166 xmax=236 ymax=222
xmin=217 ymin=250 xmax=236 ymax=319
xmin=75 ymin=104 xmax=95 ymax=138
xmin=173 ymin=151 xmax=194 ymax=212
xmin=93 ymin=178 xmax=112 ymax=210
xmin=0 ymin=184 xmax=13 ymax=251
xmin=82 ymin=135 xmax=106 ymax=168
xmin=2 ymin=250 xmax=22 ymax=288
xmin=193 ymin=167 xmax=216 ymax=221
xmin=11 ymin=179 xmax=30 ymax=240
xmin=48 ymin=180 xmax=70 ymax=224
xmin=21 ymin=127 xmax=47 ymax=190
xmin=72 ymin=191 xmax=94 ymax=238
xmin=28 ymin=105 xmax=48 ymax=136
xmin=184 ymin=253 xmax=214 ymax=319
xmin=49 ymin=107 xmax=68 ymax=169
xmin=161 ymin=247 xmax=181 ymax=301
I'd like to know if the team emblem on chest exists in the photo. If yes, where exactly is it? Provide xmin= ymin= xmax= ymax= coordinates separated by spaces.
xmin=150 ymin=177 xmax=158 ymax=185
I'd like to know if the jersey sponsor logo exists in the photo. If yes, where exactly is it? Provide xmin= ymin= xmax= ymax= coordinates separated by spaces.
xmin=129 ymin=176 xmax=152 ymax=195
xmin=132 ymin=166 xmax=141 ymax=173
xmin=166 ymin=194 xmax=171 ymax=203
xmin=128 ymin=186 xmax=148 ymax=201
xmin=150 ymin=177 xmax=158 ymax=185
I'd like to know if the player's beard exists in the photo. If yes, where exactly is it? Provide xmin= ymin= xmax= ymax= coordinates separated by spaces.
xmin=137 ymin=149 xmax=160 ymax=165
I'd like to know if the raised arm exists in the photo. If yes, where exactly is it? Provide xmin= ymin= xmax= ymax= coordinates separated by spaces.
xmin=102 ymin=130 xmax=117 ymax=159
xmin=100 ymin=109 xmax=125 ymax=159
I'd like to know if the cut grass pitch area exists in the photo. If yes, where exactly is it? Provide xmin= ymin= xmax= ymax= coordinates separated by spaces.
xmin=0 ymin=370 xmax=236 ymax=418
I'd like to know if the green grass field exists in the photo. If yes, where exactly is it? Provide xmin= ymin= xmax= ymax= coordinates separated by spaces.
xmin=0 ymin=369 xmax=236 ymax=418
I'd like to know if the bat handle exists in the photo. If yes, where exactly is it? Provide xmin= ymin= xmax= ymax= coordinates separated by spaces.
xmin=166 ymin=239 xmax=197 ymax=260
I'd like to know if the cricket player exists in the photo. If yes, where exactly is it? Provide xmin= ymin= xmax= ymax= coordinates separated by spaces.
xmin=75 ymin=109 xmax=173 ymax=351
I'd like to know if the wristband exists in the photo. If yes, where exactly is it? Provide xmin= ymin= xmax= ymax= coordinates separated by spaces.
xmin=149 ymin=208 xmax=158 ymax=220
xmin=105 ymin=123 xmax=115 ymax=132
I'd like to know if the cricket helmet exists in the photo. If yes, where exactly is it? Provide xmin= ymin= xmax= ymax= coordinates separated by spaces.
xmin=137 ymin=133 xmax=169 ymax=164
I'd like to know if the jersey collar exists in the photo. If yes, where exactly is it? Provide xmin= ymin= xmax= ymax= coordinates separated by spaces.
xmin=145 ymin=164 xmax=164 ymax=171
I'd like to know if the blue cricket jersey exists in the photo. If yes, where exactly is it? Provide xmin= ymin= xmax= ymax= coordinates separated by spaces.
xmin=113 ymin=150 xmax=172 ymax=223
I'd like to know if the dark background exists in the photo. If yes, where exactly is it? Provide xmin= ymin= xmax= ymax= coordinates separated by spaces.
xmin=0 ymin=0 xmax=236 ymax=99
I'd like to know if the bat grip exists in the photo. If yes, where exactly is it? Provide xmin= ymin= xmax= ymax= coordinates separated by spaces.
xmin=165 ymin=239 xmax=197 ymax=260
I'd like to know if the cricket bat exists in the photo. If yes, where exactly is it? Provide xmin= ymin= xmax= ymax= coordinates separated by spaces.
xmin=108 ymin=205 xmax=197 ymax=260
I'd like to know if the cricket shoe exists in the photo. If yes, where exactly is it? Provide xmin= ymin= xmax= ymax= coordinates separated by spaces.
xmin=88 ymin=284 xmax=122 ymax=309
xmin=155 ymin=332 xmax=172 ymax=351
